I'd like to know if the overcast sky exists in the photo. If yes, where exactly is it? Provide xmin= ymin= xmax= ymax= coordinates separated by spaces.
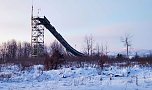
xmin=0 ymin=0 xmax=152 ymax=52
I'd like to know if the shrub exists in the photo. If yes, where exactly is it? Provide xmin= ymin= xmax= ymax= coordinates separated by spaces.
xmin=44 ymin=50 xmax=64 ymax=70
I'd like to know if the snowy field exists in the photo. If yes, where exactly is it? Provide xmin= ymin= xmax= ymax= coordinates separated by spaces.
xmin=0 ymin=64 xmax=152 ymax=90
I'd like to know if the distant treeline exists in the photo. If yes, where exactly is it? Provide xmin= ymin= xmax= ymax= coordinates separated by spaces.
xmin=0 ymin=39 xmax=152 ymax=70
xmin=0 ymin=38 xmax=152 ymax=61
xmin=0 ymin=39 xmax=31 ymax=60
xmin=0 ymin=39 xmax=67 ymax=61
xmin=0 ymin=35 xmax=110 ymax=61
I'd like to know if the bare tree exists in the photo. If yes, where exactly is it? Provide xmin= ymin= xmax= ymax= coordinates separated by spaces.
xmin=121 ymin=33 xmax=132 ymax=58
xmin=7 ymin=39 xmax=17 ymax=59
xmin=0 ymin=43 xmax=7 ymax=61
xmin=100 ymin=44 xmax=104 ymax=55
xmin=84 ymin=34 xmax=95 ymax=56
xmin=22 ymin=42 xmax=31 ymax=58
xmin=95 ymin=43 xmax=109 ymax=56
xmin=17 ymin=42 xmax=22 ymax=58
xmin=44 ymin=45 xmax=49 ymax=55
xmin=50 ymin=40 xmax=65 ymax=55
xmin=95 ymin=43 xmax=100 ymax=56
xmin=105 ymin=43 xmax=109 ymax=56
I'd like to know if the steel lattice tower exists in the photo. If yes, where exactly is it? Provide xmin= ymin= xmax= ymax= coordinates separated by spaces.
xmin=31 ymin=6 xmax=44 ymax=57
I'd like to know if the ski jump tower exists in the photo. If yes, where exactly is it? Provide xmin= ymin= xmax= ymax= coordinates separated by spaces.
xmin=31 ymin=5 xmax=44 ymax=57
xmin=30 ymin=3 xmax=84 ymax=57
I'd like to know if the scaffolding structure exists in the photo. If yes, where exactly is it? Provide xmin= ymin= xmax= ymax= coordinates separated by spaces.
xmin=30 ymin=3 xmax=84 ymax=57
xmin=31 ymin=6 xmax=44 ymax=57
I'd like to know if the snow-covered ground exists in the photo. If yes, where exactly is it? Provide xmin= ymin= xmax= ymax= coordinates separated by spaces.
xmin=0 ymin=64 xmax=152 ymax=90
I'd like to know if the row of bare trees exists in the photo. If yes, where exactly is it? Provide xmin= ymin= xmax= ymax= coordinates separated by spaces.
xmin=83 ymin=34 xmax=109 ymax=56
xmin=0 ymin=40 xmax=31 ymax=61
xmin=0 ymin=39 xmax=66 ymax=61
xmin=83 ymin=33 xmax=134 ymax=58
xmin=0 ymin=33 xmax=132 ymax=61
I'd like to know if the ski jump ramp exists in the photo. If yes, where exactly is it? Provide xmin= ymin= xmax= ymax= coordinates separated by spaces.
xmin=33 ymin=16 xmax=84 ymax=56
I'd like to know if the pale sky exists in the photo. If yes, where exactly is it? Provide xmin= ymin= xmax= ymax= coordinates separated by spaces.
xmin=0 ymin=0 xmax=152 ymax=52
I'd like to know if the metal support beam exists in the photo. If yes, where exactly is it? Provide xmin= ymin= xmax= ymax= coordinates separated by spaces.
xmin=31 ymin=17 xmax=44 ymax=57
